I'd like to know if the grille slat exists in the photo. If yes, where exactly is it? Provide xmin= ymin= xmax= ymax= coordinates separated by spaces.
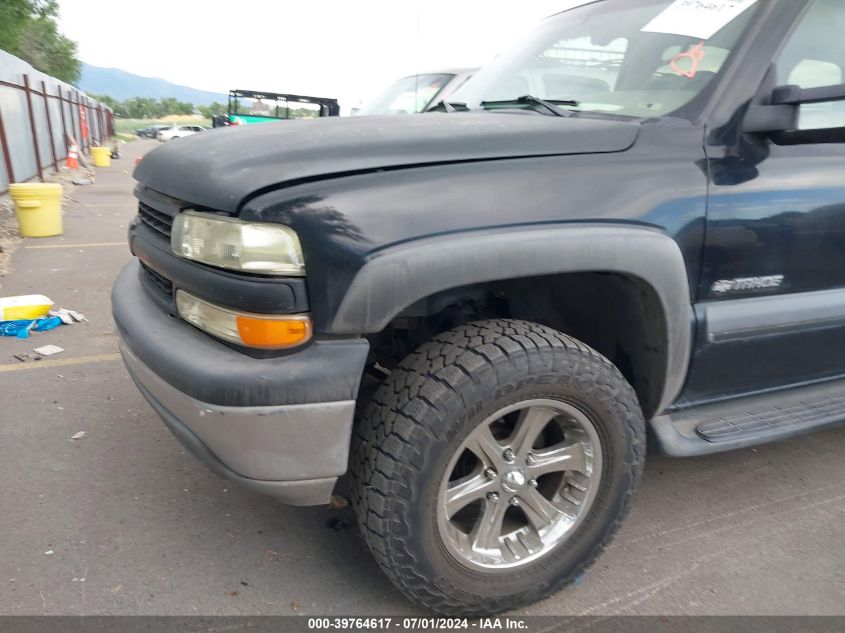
xmin=138 ymin=201 xmax=174 ymax=239
xmin=136 ymin=193 xmax=178 ymax=304
xmin=141 ymin=263 xmax=173 ymax=297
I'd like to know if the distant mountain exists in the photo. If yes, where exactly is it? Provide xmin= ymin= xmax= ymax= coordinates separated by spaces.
xmin=79 ymin=64 xmax=228 ymax=105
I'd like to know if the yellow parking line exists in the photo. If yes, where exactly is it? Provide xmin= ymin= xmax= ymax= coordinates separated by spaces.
xmin=0 ymin=353 xmax=121 ymax=372
xmin=25 ymin=242 xmax=125 ymax=250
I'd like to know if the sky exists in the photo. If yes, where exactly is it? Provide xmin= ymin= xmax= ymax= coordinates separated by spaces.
xmin=56 ymin=0 xmax=581 ymax=111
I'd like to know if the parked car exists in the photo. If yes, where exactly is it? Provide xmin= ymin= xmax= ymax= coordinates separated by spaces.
xmin=114 ymin=0 xmax=845 ymax=616
xmin=356 ymin=68 xmax=476 ymax=115
xmin=157 ymin=125 xmax=207 ymax=142
xmin=135 ymin=124 xmax=171 ymax=139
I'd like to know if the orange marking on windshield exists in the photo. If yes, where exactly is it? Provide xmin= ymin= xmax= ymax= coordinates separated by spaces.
xmin=671 ymin=42 xmax=706 ymax=79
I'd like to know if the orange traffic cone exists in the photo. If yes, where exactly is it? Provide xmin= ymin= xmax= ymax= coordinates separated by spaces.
xmin=66 ymin=139 xmax=79 ymax=169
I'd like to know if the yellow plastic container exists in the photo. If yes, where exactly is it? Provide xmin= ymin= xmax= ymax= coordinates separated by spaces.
xmin=0 ymin=294 xmax=53 ymax=321
xmin=8 ymin=183 xmax=63 ymax=237
xmin=91 ymin=146 xmax=112 ymax=168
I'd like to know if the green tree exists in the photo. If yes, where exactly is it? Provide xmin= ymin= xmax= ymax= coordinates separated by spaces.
xmin=0 ymin=0 xmax=32 ymax=56
xmin=155 ymin=98 xmax=195 ymax=116
xmin=123 ymin=97 xmax=158 ymax=119
xmin=85 ymin=95 xmax=202 ymax=120
xmin=158 ymin=97 xmax=179 ymax=116
xmin=176 ymin=101 xmax=195 ymax=115
xmin=87 ymin=93 xmax=118 ymax=110
xmin=88 ymin=93 xmax=128 ymax=117
xmin=0 ymin=0 xmax=81 ymax=84
xmin=198 ymin=102 xmax=227 ymax=118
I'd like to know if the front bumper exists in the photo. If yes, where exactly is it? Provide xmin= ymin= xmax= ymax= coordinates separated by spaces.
xmin=112 ymin=260 xmax=370 ymax=505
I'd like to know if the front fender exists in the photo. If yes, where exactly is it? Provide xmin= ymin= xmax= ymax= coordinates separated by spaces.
xmin=331 ymin=224 xmax=693 ymax=414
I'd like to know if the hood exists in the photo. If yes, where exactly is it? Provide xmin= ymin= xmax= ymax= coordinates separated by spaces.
xmin=134 ymin=112 xmax=640 ymax=213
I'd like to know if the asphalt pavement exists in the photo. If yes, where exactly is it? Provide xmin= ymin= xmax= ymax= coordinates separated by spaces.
xmin=0 ymin=139 xmax=843 ymax=616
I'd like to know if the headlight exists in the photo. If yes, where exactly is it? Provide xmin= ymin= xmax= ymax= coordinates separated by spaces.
xmin=176 ymin=290 xmax=312 ymax=350
xmin=171 ymin=211 xmax=305 ymax=276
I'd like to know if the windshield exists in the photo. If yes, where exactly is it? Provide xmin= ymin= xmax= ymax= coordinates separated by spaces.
xmin=359 ymin=73 xmax=455 ymax=115
xmin=451 ymin=0 xmax=760 ymax=118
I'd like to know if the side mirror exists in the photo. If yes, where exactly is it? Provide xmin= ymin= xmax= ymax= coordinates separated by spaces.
xmin=770 ymin=83 xmax=845 ymax=106
xmin=743 ymin=83 xmax=845 ymax=143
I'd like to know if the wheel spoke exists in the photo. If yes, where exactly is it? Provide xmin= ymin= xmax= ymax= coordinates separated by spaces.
xmin=509 ymin=407 xmax=557 ymax=458
xmin=518 ymin=487 xmax=564 ymax=530
xmin=466 ymin=425 xmax=506 ymax=470
xmin=528 ymin=442 xmax=588 ymax=477
xmin=445 ymin=473 xmax=496 ymax=518
xmin=471 ymin=497 xmax=508 ymax=552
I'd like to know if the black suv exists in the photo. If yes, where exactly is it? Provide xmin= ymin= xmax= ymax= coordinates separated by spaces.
xmin=113 ymin=0 xmax=845 ymax=615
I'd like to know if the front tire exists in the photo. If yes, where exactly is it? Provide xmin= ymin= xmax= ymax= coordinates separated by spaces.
xmin=350 ymin=320 xmax=645 ymax=615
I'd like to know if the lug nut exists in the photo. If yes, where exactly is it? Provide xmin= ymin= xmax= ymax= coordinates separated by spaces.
xmin=526 ymin=453 xmax=537 ymax=465
xmin=485 ymin=468 xmax=497 ymax=479
xmin=487 ymin=492 xmax=500 ymax=502
xmin=528 ymin=478 xmax=538 ymax=488
xmin=510 ymin=497 xmax=521 ymax=507
xmin=503 ymin=449 xmax=516 ymax=463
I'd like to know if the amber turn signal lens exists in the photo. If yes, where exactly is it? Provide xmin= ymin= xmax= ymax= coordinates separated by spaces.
xmin=176 ymin=290 xmax=312 ymax=350
xmin=236 ymin=315 xmax=312 ymax=349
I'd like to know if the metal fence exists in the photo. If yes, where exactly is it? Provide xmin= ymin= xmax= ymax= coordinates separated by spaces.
xmin=0 ymin=50 xmax=114 ymax=194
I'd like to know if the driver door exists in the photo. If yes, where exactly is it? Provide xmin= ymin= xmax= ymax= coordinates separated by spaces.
xmin=683 ymin=0 xmax=845 ymax=403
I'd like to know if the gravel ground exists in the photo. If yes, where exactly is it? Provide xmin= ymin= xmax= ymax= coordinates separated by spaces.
xmin=0 ymin=198 xmax=21 ymax=280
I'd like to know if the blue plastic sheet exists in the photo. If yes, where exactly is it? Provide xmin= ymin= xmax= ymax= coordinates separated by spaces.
xmin=0 ymin=316 xmax=63 ymax=339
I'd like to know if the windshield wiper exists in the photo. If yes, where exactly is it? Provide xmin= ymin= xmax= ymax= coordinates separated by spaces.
xmin=480 ymin=95 xmax=579 ymax=117
xmin=431 ymin=100 xmax=470 ymax=113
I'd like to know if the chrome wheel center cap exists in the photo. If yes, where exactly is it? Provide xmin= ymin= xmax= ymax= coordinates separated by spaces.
xmin=501 ymin=469 xmax=526 ymax=493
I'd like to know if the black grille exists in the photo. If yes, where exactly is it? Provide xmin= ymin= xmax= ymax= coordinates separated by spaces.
xmin=138 ymin=201 xmax=175 ymax=239
xmin=141 ymin=263 xmax=173 ymax=297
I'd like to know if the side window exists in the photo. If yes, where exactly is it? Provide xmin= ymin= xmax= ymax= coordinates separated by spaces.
xmin=775 ymin=0 xmax=845 ymax=130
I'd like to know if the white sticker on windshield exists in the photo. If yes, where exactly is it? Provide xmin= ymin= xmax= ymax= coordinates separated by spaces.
xmin=642 ymin=0 xmax=759 ymax=40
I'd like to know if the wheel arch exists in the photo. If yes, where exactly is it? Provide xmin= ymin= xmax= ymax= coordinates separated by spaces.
xmin=332 ymin=224 xmax=693 ymax=415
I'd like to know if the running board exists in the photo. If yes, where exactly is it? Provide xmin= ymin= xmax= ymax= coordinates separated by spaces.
xmin=651 ymin=378 xmax=845 ymax=457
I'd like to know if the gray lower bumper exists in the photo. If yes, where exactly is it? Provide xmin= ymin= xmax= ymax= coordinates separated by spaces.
xmin=121 ymin=342 xmax=355 ymax=506
xmin=112 ymin=260 xmax=369 ymax=506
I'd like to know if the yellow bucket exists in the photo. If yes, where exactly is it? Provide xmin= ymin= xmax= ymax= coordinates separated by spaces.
xmin=91 ymin=146 xmax=112 ymax=168
xmin=8 ymin=183 xmax=63 ymax=238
